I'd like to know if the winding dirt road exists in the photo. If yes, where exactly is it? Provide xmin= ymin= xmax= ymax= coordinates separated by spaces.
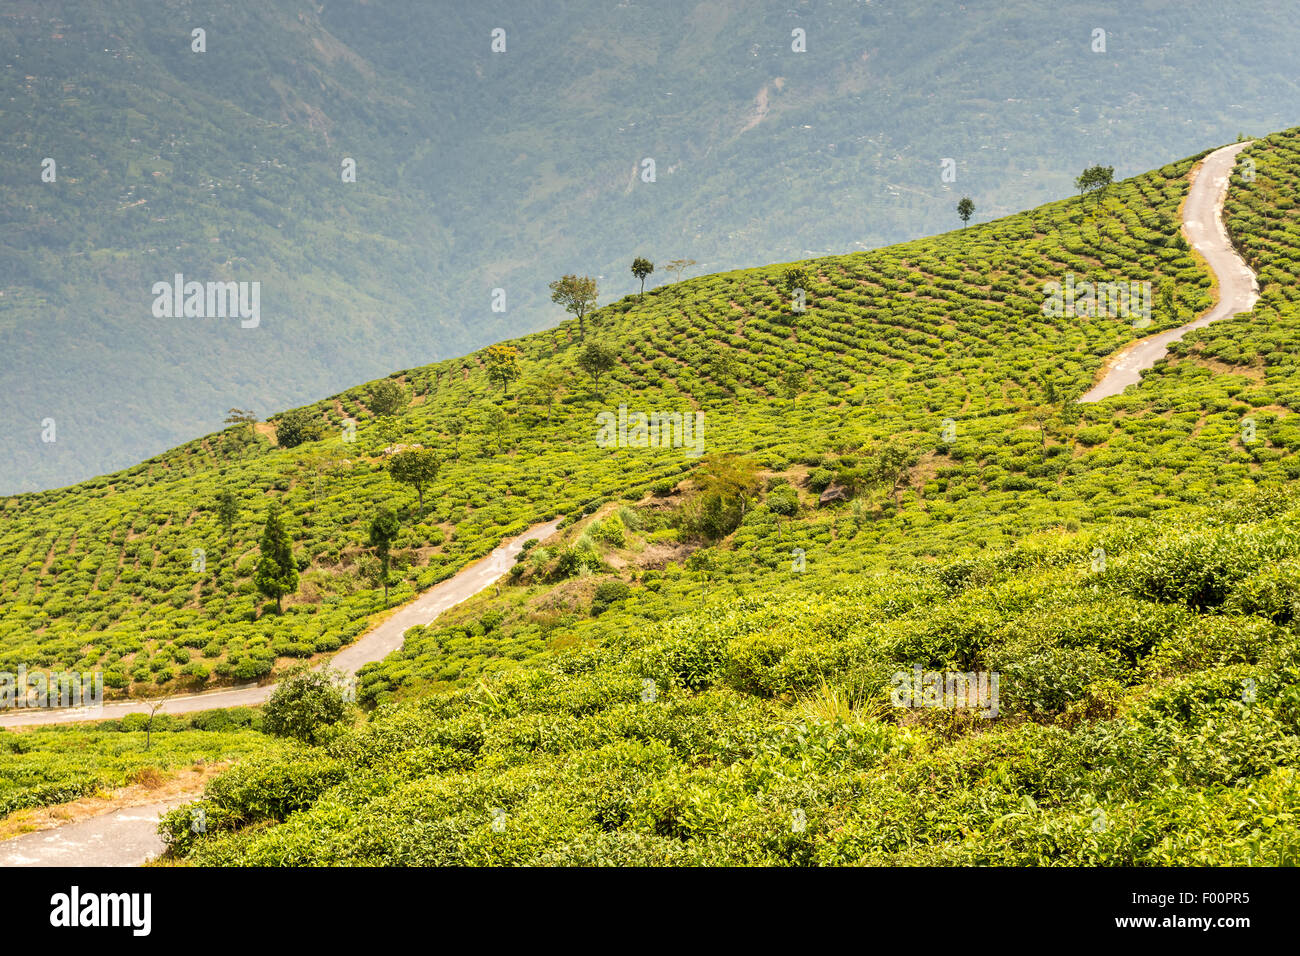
xmin=1079 ymin=141 xmax=1259 ymax=403
xmin=0 ymin=517 xmax=562 ymax=730
xmin=0 ymin=517 xmax=561 ymax=866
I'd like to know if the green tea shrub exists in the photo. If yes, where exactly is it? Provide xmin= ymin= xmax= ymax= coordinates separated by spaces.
xmin=591 ymin=580 xmax=631 ymax=616
xmin=261 ymin=666 xmax=352 ymax=746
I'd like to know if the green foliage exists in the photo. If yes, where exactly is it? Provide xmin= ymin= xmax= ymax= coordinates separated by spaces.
xmin=368 ymin=507 xmax=401 ymax=603
xmin=484 ymin=345 xmax=521 ymax=396
xmin=680 ymin=454 xmax=761 ymax=541
xmin=214 ymin=491 xmax=239 ymax=539
xmin=766 ymin=485 xmax=800 ymax=517
xmin=589 ymin=514 xmax=627 ymax=547
xmin=782 ymin=267 xmax=811 ymax=292
xmin=163 ymin=499 xmax=1300 ymax=866
xmin=1075 ymin=425 xmax=1110 ymax=446
xmin=0 ymin=720 xmax=275 ymax=819
xmin=808 ymin=468 xmax=834 ymax=493
xmin=253 ymin=505 xmax=299 ymax=613
xmin=368 ymin=380 xmax=408 ymax=417
xmin=274 ymin=409 xmax=325 ymax=450
xmin=387 ymin=449 xmax=441 ymax=512
xmin=631 ymin=257 xmax=655 ymax=297
xmin=591 ymin=579 xmax=632 ymax=615
xmin=261 ymin=666 xmax=353 ymax=746
xmin=1076 ymin=164 xmax=1116 ymax=197
xmin=550 ymin=275 xmax=599 ymax=340
xmin=551 ymin=544 xmax=602 ymax=580
xmin=575 ymin=341 xmax=617 ymax=399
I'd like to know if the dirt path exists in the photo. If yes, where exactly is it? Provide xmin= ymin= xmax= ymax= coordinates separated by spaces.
xmin=1079 ymin=141 xmax=1259 ymax=403
xmin=0 ymin=517 xmax=563 ymax=729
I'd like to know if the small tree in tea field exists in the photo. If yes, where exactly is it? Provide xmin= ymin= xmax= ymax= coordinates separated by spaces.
xmin=254 ymin=504 xmax=299 ymax=613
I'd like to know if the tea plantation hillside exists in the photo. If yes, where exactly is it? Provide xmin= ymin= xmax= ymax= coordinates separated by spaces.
xmin=0 ymin=711 xmax=280 ymax=822
xmin=157 ymin=127 xmax=1300 ymax=864
xmin=9 ymin=127 xmax=1300 ymax=862
xmin=161 ymin=489 xmax=1300 ymax=865
xmin=0 ymin=131 xmax=1294 ymax=710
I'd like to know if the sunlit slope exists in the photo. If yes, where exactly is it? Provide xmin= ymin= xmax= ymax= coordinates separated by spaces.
xmin=163 ymin=488 xmax=1300 ymax=866
xmin=6 ymin=137 xmax=1298 ymax=698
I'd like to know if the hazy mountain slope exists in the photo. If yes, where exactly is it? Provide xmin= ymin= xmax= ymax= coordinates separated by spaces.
xmin=5 ymin=0 xmax=1300 ymax=491
xmin=4 ymin=133 xmax=1296 ymax=703
xmin=154 ymin=130 xmax=1300 ymax=868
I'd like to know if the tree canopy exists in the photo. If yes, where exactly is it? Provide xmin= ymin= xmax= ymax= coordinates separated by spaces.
xmin=253 ymin=504 xmax=298 ymax=613
xmin=484 ymin=344 xmax=521 ymax=395
xmin=576 ymin=341 xmax=617 ymax=400
xmin=631 ymin=257 xmax=655 ymax=297
xmin=549 ymin=274 xmax=599 ymax=339
xmin=1076 ymin=165 xmax=1115 ymax=198
xmin=387 ymin=448 xmax=441 ymax=512
xmin=368 ymin=380 xmax=408 ymax=417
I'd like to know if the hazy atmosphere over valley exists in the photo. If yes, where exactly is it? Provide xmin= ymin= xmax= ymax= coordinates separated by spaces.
xmin=2 ymin=0 xmax=1299 ymax=923
xmin=3 ymin=0 xmax=1300 ymax=491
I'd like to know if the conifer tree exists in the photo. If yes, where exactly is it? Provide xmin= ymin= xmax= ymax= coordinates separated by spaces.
xmin=254 ymin=504 xmax=298 ymax=613
xmin=368 ymin=507 xmax=401 ymax=604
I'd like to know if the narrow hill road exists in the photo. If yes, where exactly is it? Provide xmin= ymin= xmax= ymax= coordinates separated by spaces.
xmin=0 ymin=798 xmax=188 ymax=867
xmin=0 ymin=517 xmax=562 ymax=866
xmin=1079 ymin=141 xmax=1259 ymax=402
xmin=0 ymin=517 xmax=563 ymax=730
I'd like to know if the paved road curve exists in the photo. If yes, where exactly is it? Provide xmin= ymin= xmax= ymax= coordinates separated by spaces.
xmin=1079 ymin=142 xmax=1260 ymax=403
xmin=0 ymin=517 xmax=563 ymax=729
xmin=0 ymin=798 xmax=188 ymax=867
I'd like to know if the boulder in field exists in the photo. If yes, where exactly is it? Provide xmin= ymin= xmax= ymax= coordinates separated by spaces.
xmin=818 ymin=483 xmax=849 ymax=506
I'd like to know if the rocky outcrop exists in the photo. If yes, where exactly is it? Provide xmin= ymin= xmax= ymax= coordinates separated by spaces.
xmin=818 ymin=483 xmax=849 ymax=506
